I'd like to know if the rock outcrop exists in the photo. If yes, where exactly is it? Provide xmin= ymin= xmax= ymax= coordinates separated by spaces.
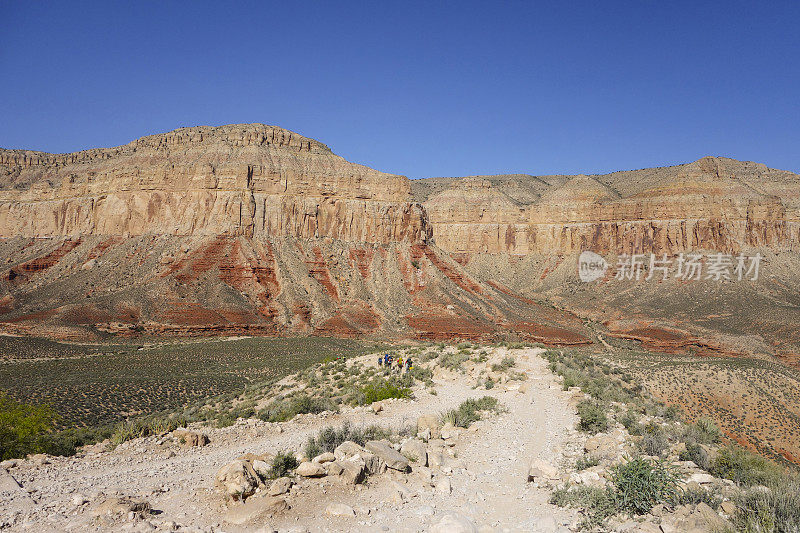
xmin=0 ymin=124 xmax=430 ymax=244
xmin=416 ymin=157 xmax=800 ymax=255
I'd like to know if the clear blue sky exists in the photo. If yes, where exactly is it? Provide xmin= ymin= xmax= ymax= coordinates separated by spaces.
xmin=1 ymin=1 xmax=798 ymax=178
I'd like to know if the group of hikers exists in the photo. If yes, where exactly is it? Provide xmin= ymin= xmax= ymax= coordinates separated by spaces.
xmin=377 ymin=352 xmax=413 ymax=373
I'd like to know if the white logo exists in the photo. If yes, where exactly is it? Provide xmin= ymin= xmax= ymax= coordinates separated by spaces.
xmin=578 ymin=251 xmax=608 ymax=282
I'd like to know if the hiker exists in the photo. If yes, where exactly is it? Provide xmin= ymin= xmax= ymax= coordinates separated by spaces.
xmin=377 ymin=355 xmax=383 ymax=367
xmin=405 ymin=357 xmax=413 ymax=374
xmin=396 ymin=356 xmax=404 ymax=372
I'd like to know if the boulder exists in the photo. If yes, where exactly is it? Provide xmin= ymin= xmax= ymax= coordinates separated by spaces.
xmin=334 ymin=441 xmax=365 ymax=461
xmin=688 ymin=472 xmax=714 ymax=484
xmin=173 ymin=430 xmax=209 ymax=447
xmin=325 ymin=503 xmax=356 ymax=517
xmin=339 ymin=460 xmax=366 ymax=485
xmin=371 ymin=402 xmax=383 ymax=414
xmin=430 ymin=512 xmax=478 ymax=533
xmin=296 ymin=461 xmax=326 ymax=477
xmin=252 ymin=460 xmax=271 ymax=479
xmin=527 ymin=459 xmax=558 ymax=482
xmin=427 ymin=448 xmax=446 ymax=470
xmin=365 ymin=441 xmax=410 ymax=472
xmin=312 ymin=452 xmax=335 ymax=464
xmin=417 ymin=415 xmax=441 ymax=440
xmin=325 ymin=461 xmax=344 ymax=476
xmin=224 ymin=495 xmax=288 ymax=525
xmin=91 ymin=496 xmax=151 ymax=520
xmin=268 ymin=477 xmax=292 ymax=496
xmin=215 ymin=460 xmax=260 ymax=500
xmin=401 ymin=439 xmax=428 ymax=465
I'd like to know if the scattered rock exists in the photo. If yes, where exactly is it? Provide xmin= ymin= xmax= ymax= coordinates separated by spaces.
xmin=371 ymin=402 xmax=383 ymax=414
xmin=527 ymin=459 xmax=558 ymax=482
xmin=215 ymin=460 xmax=260 ymax=500
xmin=252 ymin=460 xmax=271 ymax=479
xmin=430 ymin=512 xmax=477 ymax=533
xmin=400 ymin=439 xmax=428 ymax=465
xmin=172 ymin=430 xmax=209 ymax=447
xmin=334 ymin=441 xmax=365 ymax=461
xmin=224 ymin=495 xmax=288 ymax=525
xmin=417 ymin=415 xmax=441 ymax=440
xmin=296 ymin=461 xmax=326 ymax=477
xmin=325 ymin=503 xmax=356 ymax=517
xmin=312 ymin=452 xmax=335 ymax=463
xmin=339 ymin=460 xmax=366 ymax=485
xmin=720 ymin=500 xmax=736 ymax=515
xmin=435 ymin=477 xmax=452 ymax=494
xmin=268 ymin=477 xmax=292 ymax=496
xmin=365 ymin=441 xmax=410 ymax=472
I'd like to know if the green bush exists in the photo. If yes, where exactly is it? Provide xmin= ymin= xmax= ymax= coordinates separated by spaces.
xmin=440 ymin=396 xmax=503 ymax=428
xmin=439 ymin=351 xmax=469 ymax=370
xmin=710 ymin=446 xmax=785 ymax=488
xmin=550 ymin=486 xmax=617 ymax=528
xmin=619 ymin=409 xmax=643 ymax=436
xmin=732 ymin=479 xmax=800 ymax=533
xmin=575 ymin=455 xmax=599 ymax=471
xmin=304 ymin=422 xmax=390 ymax=458
xmin=110 ymin=414 xmax=187 ymax=446
xmin=639 ymin=422 xmax=670 ymax=457
xmin=677 ymin=486 xmax=721 ymax=509
xmin=361 ymin=382 xmax=411 ymax=405
xmin=257 ymin=394 xmax=337 ymax=423
xmin=490 ymin=356 xmax=516 ymax=372
xmin=269 ymin=451 xmax=298 ymax=479
xmin=679 ymin=442 xmax=711 ymax=471
xmin=576 ymin=400 xmax=609 ymax=433
xmin=0 ymin=393 xmax=58 ymax=460
xmin=611 ymin=457 xmax=680 ymax=515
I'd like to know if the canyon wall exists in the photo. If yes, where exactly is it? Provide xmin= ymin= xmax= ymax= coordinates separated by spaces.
xmin=0 ymin=124 xmax=430 ymax=244
xmin=415 ymin=157 xmax=800 ymax=255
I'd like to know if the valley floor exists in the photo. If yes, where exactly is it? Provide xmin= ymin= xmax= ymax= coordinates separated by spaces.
xmin=1 ymin=347 xmax=583 ymax=532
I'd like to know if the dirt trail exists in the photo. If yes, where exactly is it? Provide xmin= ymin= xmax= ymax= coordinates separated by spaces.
xmin=1 ymin=347 xmax=583 ymax=532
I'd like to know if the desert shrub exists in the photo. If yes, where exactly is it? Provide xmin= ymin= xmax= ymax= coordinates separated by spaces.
xmin=484 ymin=377 xmax=495 ymax=389
xmin=490 ymin=356 xmax=516 ymax=372
xmin=732 ymin=479 xmax=800 ymax=533
xmin=409 ymin=365 xmax=433 ymax=384
xmin=575 ymin=455 xmax=599 ymax=471
xmin=257 ymin=394 xmax=337 ymax=423
xmin=440 ymin=396 xmax=503 ymax=428
xmin=619 ymin=409 xmax=643 ymax=436
xmin=550 ymin=485 xmax=617 ymax=528
xmin=110 ymin=414 xmax=187 ymax=446
xmin=677 ymin=486 xmax=722 ymax=509
xmin=576 ymin=400 xmax=609 ymax=433
xmin=303 ymin=422 xmax=390 ymax=458
xmin=691 ymin=417 xmax=722 ymax=444
xmin=639 ymin=422 xmax=670 ymax=457
xmin=0 ymin=394 xmax=58 ymax=459
xmin=679 ymin=442 xmax=711 ymax=470
xmin=710 ymin=446 xmax=785 ymax=488
xmin=360 ymin=382 xmax=411 ymax=405
xmin=472 ymin=351 xmax=488 ymax=363
xmin=269 ymin=451 xmax=298 ymax=479
xmin=611 ymin=457 xmax=680 ymax=515
xmin=439 ymin=351 xmax=469 ymax=370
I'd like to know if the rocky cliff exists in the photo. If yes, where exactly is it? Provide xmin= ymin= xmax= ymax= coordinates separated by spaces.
xmin=415 ymin=157 xmax=800 ymax=255
xmin=0 ymin=125 xmax=589 ymax=343
xmin=0 ymin=124 xmax=429 ymax=244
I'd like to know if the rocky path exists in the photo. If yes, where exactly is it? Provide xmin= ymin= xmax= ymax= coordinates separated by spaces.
xmin=1 ymin=347 xmax=583 ymax=532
